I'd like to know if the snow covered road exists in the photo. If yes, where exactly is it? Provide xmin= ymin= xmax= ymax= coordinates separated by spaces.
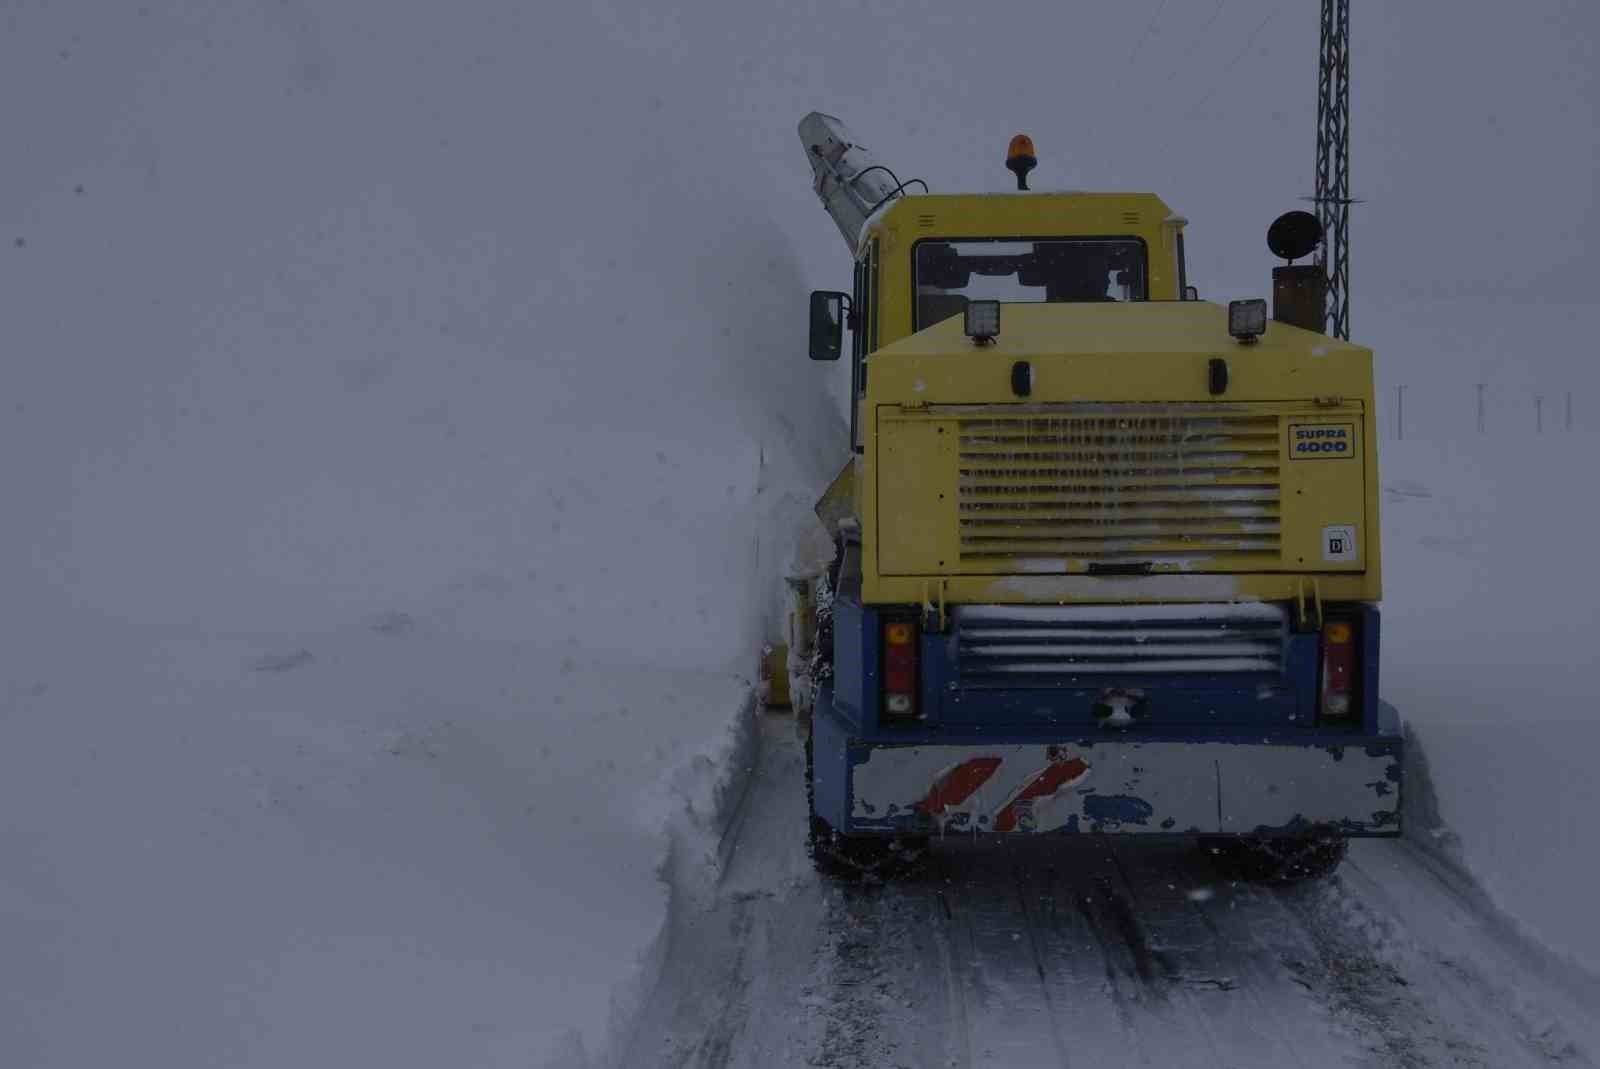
xmin=625 ymin=715 xmax=1600 ymax=1069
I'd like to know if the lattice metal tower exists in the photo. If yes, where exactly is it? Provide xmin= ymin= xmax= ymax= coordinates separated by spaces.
xmin=1315 ymin=0 xmax=1352 ymax=339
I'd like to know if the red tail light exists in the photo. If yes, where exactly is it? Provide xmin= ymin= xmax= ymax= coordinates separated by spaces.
xmin=883 ymin=618 xmax=919 ymax=719
xmin=1319 ymin=618 xmax=1358 ymax=720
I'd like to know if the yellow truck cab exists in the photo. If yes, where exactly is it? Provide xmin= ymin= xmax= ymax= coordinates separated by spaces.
xmin=799 ymin=114 xmax=1397 ymax=881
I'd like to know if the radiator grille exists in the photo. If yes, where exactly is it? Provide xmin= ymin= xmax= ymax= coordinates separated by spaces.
xmin=956 ymin=405 xmax=1282 ymax=570
xmin=957 ymin=602 xmax=1287 ymax=683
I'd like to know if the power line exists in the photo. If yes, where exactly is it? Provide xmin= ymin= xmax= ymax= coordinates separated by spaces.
xmin=1163 ymin=0 xmax=1229 ymax=85
xmin=1123 ymin=0 xmax=1174 ymax=74
xmin=1094 ymin=0 xmax=1174 ymax=148
xmin=1184 ymin=1 xmax=1289 ymax=117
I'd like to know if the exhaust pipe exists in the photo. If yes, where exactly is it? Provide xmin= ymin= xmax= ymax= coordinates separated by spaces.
xmin=1267 ymin=211 xmax=1327 ymax=333
xmin=1272 ymin=265 xmax=1327 ymax=333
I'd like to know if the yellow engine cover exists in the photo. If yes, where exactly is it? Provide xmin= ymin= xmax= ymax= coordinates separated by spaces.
xmin=859 ymin=303 xmax=1381 ymax=607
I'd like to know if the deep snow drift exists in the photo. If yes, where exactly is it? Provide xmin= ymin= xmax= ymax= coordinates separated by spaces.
xmin=3 ymin=4 xmax=842 ymax=1067
xmin=0 ymin=625 xmax=759 ymax=1068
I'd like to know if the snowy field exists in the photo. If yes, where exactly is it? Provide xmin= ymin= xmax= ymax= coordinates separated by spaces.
xmin=5 ymin=1 xmax=1597 ymax=1066
xmin=1381 ymin=433 xmax=1600 ymax=974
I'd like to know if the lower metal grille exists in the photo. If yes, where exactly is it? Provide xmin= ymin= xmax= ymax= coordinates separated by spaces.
xmin=956 ymin=602 xmax=1287 ymax=683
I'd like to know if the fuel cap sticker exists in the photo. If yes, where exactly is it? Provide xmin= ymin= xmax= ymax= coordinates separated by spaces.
xmin=1323 ymin=525 xmax=1358 ymax=562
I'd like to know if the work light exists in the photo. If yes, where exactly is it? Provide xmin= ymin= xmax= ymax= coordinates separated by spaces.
xmin=1228 ymin=298 xmax=1268 ymax=342
xmin=965 ymin=300 xmax=1000 ymax=343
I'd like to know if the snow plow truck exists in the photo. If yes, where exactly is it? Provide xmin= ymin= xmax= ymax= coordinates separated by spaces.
xmin=793 ymin=113 xmax=1399 ymax=881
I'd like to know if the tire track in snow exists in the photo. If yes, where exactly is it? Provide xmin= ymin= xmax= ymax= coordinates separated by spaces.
xmin=931 ymin=842 xmax=1082 ymax=1067
xmin=929 ymin=888 xmax=974 ymax=1069
xmin=801 ymin=877 xmax=968 ymax=1068
xmin=1334 ymin=844 xmax=1598 ymax=1067
xmin=1158 ymin=850 xmax=1374 ymax=1065
xmin=1274 ymin=878 xmax=1492 ymax=1068
xmin=806 ymin=887 xmax=900 ymax=1069
xmin=1008 ymin=866 xmax=1075 ymax=1068
xmin=1184 ymin=854 xmax=1544 ymax=1069
xmin=1053 ymin=849 xmax=1227 ymax=1067
xmin=1103 ymin=840 xmax=1306 ymax=1068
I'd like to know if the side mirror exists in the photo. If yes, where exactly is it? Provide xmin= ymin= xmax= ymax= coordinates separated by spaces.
xmin=808 ymin=290 xmax=847 ymax=361
xmin=1184 ymin=285 xmax=1200 ymax=301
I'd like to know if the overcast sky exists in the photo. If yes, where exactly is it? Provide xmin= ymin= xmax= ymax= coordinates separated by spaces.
xmin=3 ymin=0 xmax=1594 ymax=433
xmin=7 ymin=1 xmax=1596 ymax=289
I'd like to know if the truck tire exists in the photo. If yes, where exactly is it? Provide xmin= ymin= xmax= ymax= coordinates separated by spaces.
xmin=1200 ymin=834 xmax=1349 ymax=884
xmin=804 ymin=728 xmax=927 ymax=881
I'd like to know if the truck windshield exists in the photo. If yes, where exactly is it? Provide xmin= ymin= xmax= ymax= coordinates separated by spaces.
xmin=913 ymin=238 xmax=1146 ymax=329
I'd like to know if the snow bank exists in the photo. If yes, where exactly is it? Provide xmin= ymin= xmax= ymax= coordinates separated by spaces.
xmin=0 ymin=615 xmax=768 ymax=1068
xmin=1380 ymin=433 xmax=1600 ymax=974
xmin=2 ymin=4 xmax=841 ymax=1067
